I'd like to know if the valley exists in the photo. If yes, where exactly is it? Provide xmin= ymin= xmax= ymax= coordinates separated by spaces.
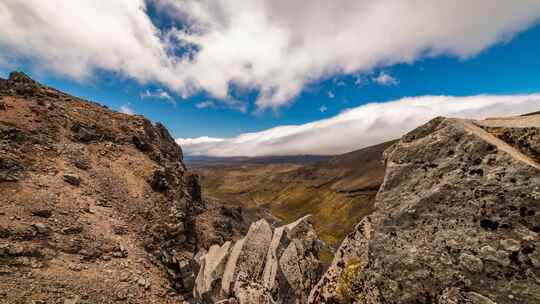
xmin=189 ymin=140 xmax=395 ymax=249
xmin=1 ymin=72 xmax=539 ymax=303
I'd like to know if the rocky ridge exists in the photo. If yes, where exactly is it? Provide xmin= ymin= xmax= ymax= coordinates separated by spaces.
xmin=309 ymin=115 xmax=540 ymax=303
xmin=0 ymin=72 xmax=247 ymax=303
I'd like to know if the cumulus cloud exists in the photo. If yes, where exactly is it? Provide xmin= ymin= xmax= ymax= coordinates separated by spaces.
xmin=140 ymin=89 xmax=172 ymax=100
xmin=319 ymin=105 xmax=328 ymax=113
xmin=373 ymin=72 xmax=399 ymax=86
xmin=119 ymin=103 xmax=135 ymax=115
xmin=177 ymin=136 xmax=224 ymax=146
xmin=1 ymin=1 xmax=540 ymax=110
xmin=176 ymin=94 xmax=540 ymax=157
xmin=195 ymin=100 xmax=216 ymax=109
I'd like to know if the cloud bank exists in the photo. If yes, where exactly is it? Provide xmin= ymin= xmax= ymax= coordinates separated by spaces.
xmin=1 ymin=1 xmax=540 ymax=109
xmin=177 ymin=94 xmax=540 ymax=157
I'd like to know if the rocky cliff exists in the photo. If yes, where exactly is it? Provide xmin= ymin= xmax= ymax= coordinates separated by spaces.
xmin=0 ymin=72 xmax=247 ymax=303
xmin=310 ymin=115 xmax=540 ymax=303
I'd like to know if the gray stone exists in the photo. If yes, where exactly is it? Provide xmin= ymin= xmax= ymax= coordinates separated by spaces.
xmin=194 ymin=242 xmax=231 ymax=303
xmin=500 ymin=239 xmax=521 ymax=252
xmin=459 ymin=253 xmax=484 ymax=273
xmin=195 ymin=216 xmax=322 ymax=304
xmin=31 ymin=223 xmax=50 ymax=235
xmin=309 ymin=115 xmax=540 ymax=303
xmin=63 ymin=173 xmax=81 ymax=186
xmin=31 ymin=209 xmax=52 ymax=218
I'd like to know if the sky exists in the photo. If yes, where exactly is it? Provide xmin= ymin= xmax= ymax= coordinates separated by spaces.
xmin=1 ymin=1 xmax=540 ymax=156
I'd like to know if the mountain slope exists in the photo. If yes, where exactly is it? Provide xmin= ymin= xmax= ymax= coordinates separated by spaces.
xmin=0 ymin=72 xmax=246 ymax=303
xmin=193 ymin=140 xmax=396 ymax=247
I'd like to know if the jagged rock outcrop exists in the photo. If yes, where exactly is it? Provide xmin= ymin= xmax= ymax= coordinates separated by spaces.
xmin=310 ymin=115 xmax=540 ymax=303
xmin=0 ymin=71 xmax=244 ymax=303
xmin=195 ymin=216 xmax=323 ymax=304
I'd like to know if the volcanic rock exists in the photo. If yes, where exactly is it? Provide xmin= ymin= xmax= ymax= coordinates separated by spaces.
xmin=195 ymin=216 xmax=323 ymax=304
xmin=310 ymin=115 xmax=540 ymax=304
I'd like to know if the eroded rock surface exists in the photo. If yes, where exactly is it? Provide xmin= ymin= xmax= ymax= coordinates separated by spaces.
xmin=310 ymin=115 xmax=540 ymax=304
xmin=195 ymin=216 xmax=323 ymax=304
xmin=0 ymin=71 xmax=243 ymax=303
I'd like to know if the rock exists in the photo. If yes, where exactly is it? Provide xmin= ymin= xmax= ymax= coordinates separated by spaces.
xmin=63 ymin=173 xmax=81 ymax=186
xmin=226 ymin=219 xmax=272 ymax=295
xmin=309 ymin=219 xmax=371 ymax=303
xmin=8 ymin=71 xmax=41 ymax=96
xmin=0 ymin=71 xmax=233 ymax=302
xmin=0 ymin=158 xmax=24 ymax=182
xmin=467 ymin=292 xmax=498 ymax=304
xmin=137 ymin=277 xmax=151 ymax=290
xmin=479 ymin=245 xmax=510 ymax=267
xmin=500 ymin=239 xmax=521 ymax=252
xmin=149 ymin=170 xmax=169 ymax=192
xmin=62 ymin=225 xmax=83 ymax=235
xmin=73 ymin=158 xmax=90 ymax=170
xmin=112 ymin=225 xmax=128 ymax=235
xmin=310 ymin=116 xmax=540 ymax=303
xmin=0 ymin=101 xmax=6 ymax=110
xmin=70 ymin=122 xmax=101 ymax=142
xmin=194 ymin=242 xmax=231 ymax=302
xmin=68 ymin=263 xmax=83 ymax=272
xmin=31 ymin=223 xmax=50 ymax=235
xmin=31 ymin=208 xmax=52 ymax=218
xmin=216 ymin=299 xmax=239 ymax=304
xmin=195 ymin=217 xmax=322 ymax=304
xmin=132 ymin=135 xmax=152 ymax=152
xmin=459 ymin=253 xmax=484 ymax=273
xmin=64 ymin=295 xmax=81 ymax=304
xmin=112 ymin=245 xmax=128 ymax=258
xmin=186 ymin=174 xmax=202 ymax=203
xmin=234 ymin=281 xmax=273 ymax=304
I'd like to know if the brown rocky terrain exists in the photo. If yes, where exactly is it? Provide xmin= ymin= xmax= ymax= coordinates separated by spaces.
xmin=0 ymin=72 xmax=248 ymax=304
xmin=2 ymin=70 xmax=539 ymax=304
xmin=310 ymin=115 xmax=540 ymax=303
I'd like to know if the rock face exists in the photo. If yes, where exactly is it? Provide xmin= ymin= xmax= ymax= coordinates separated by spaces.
xmin=310 ymin=116 xmax=540 ymax=303
xmin=195 ymin=216 xmax=323 ymax=304
xmin=0 ymin=71 xmax=245 ymax=303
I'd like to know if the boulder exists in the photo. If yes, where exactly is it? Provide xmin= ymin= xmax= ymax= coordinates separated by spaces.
xmin=194 ymin=216 xmax=323 ymax=304
xmin=194 ymin=242 xmax=232 ymax=302
xmin=309 ymin=116 xmax=540 ymax=304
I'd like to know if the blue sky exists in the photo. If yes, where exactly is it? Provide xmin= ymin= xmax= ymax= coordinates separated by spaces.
xmin=1 ymin=1 xmax=540 ymax=155
xmin=3 ymin=22 xmax=540 ymax=139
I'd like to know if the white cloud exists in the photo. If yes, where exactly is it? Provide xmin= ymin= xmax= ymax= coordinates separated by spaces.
xmin=319 ymin=105 xmax=328 ymax=113
xmin=119 ymin=103 xmax=135 ymax=115
xmin=195 ymin=100 xmax=216 ymax=109
xmin=1 ymin=1 xmax=540 ymax=110
xmin=354 ymin=75 xmax=369 ymax=87
xmin=176 ymin=93 xmax=540 ymax=157
xmin=327 ymin=91 xmax=335 ymax=99
xmin=373 ymin=71 xmax=399 ymax=86
xmin=141 ymin=89 xmax=172 ymax=100
xmin=176 ymin=136 xmax=224 ymax=146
